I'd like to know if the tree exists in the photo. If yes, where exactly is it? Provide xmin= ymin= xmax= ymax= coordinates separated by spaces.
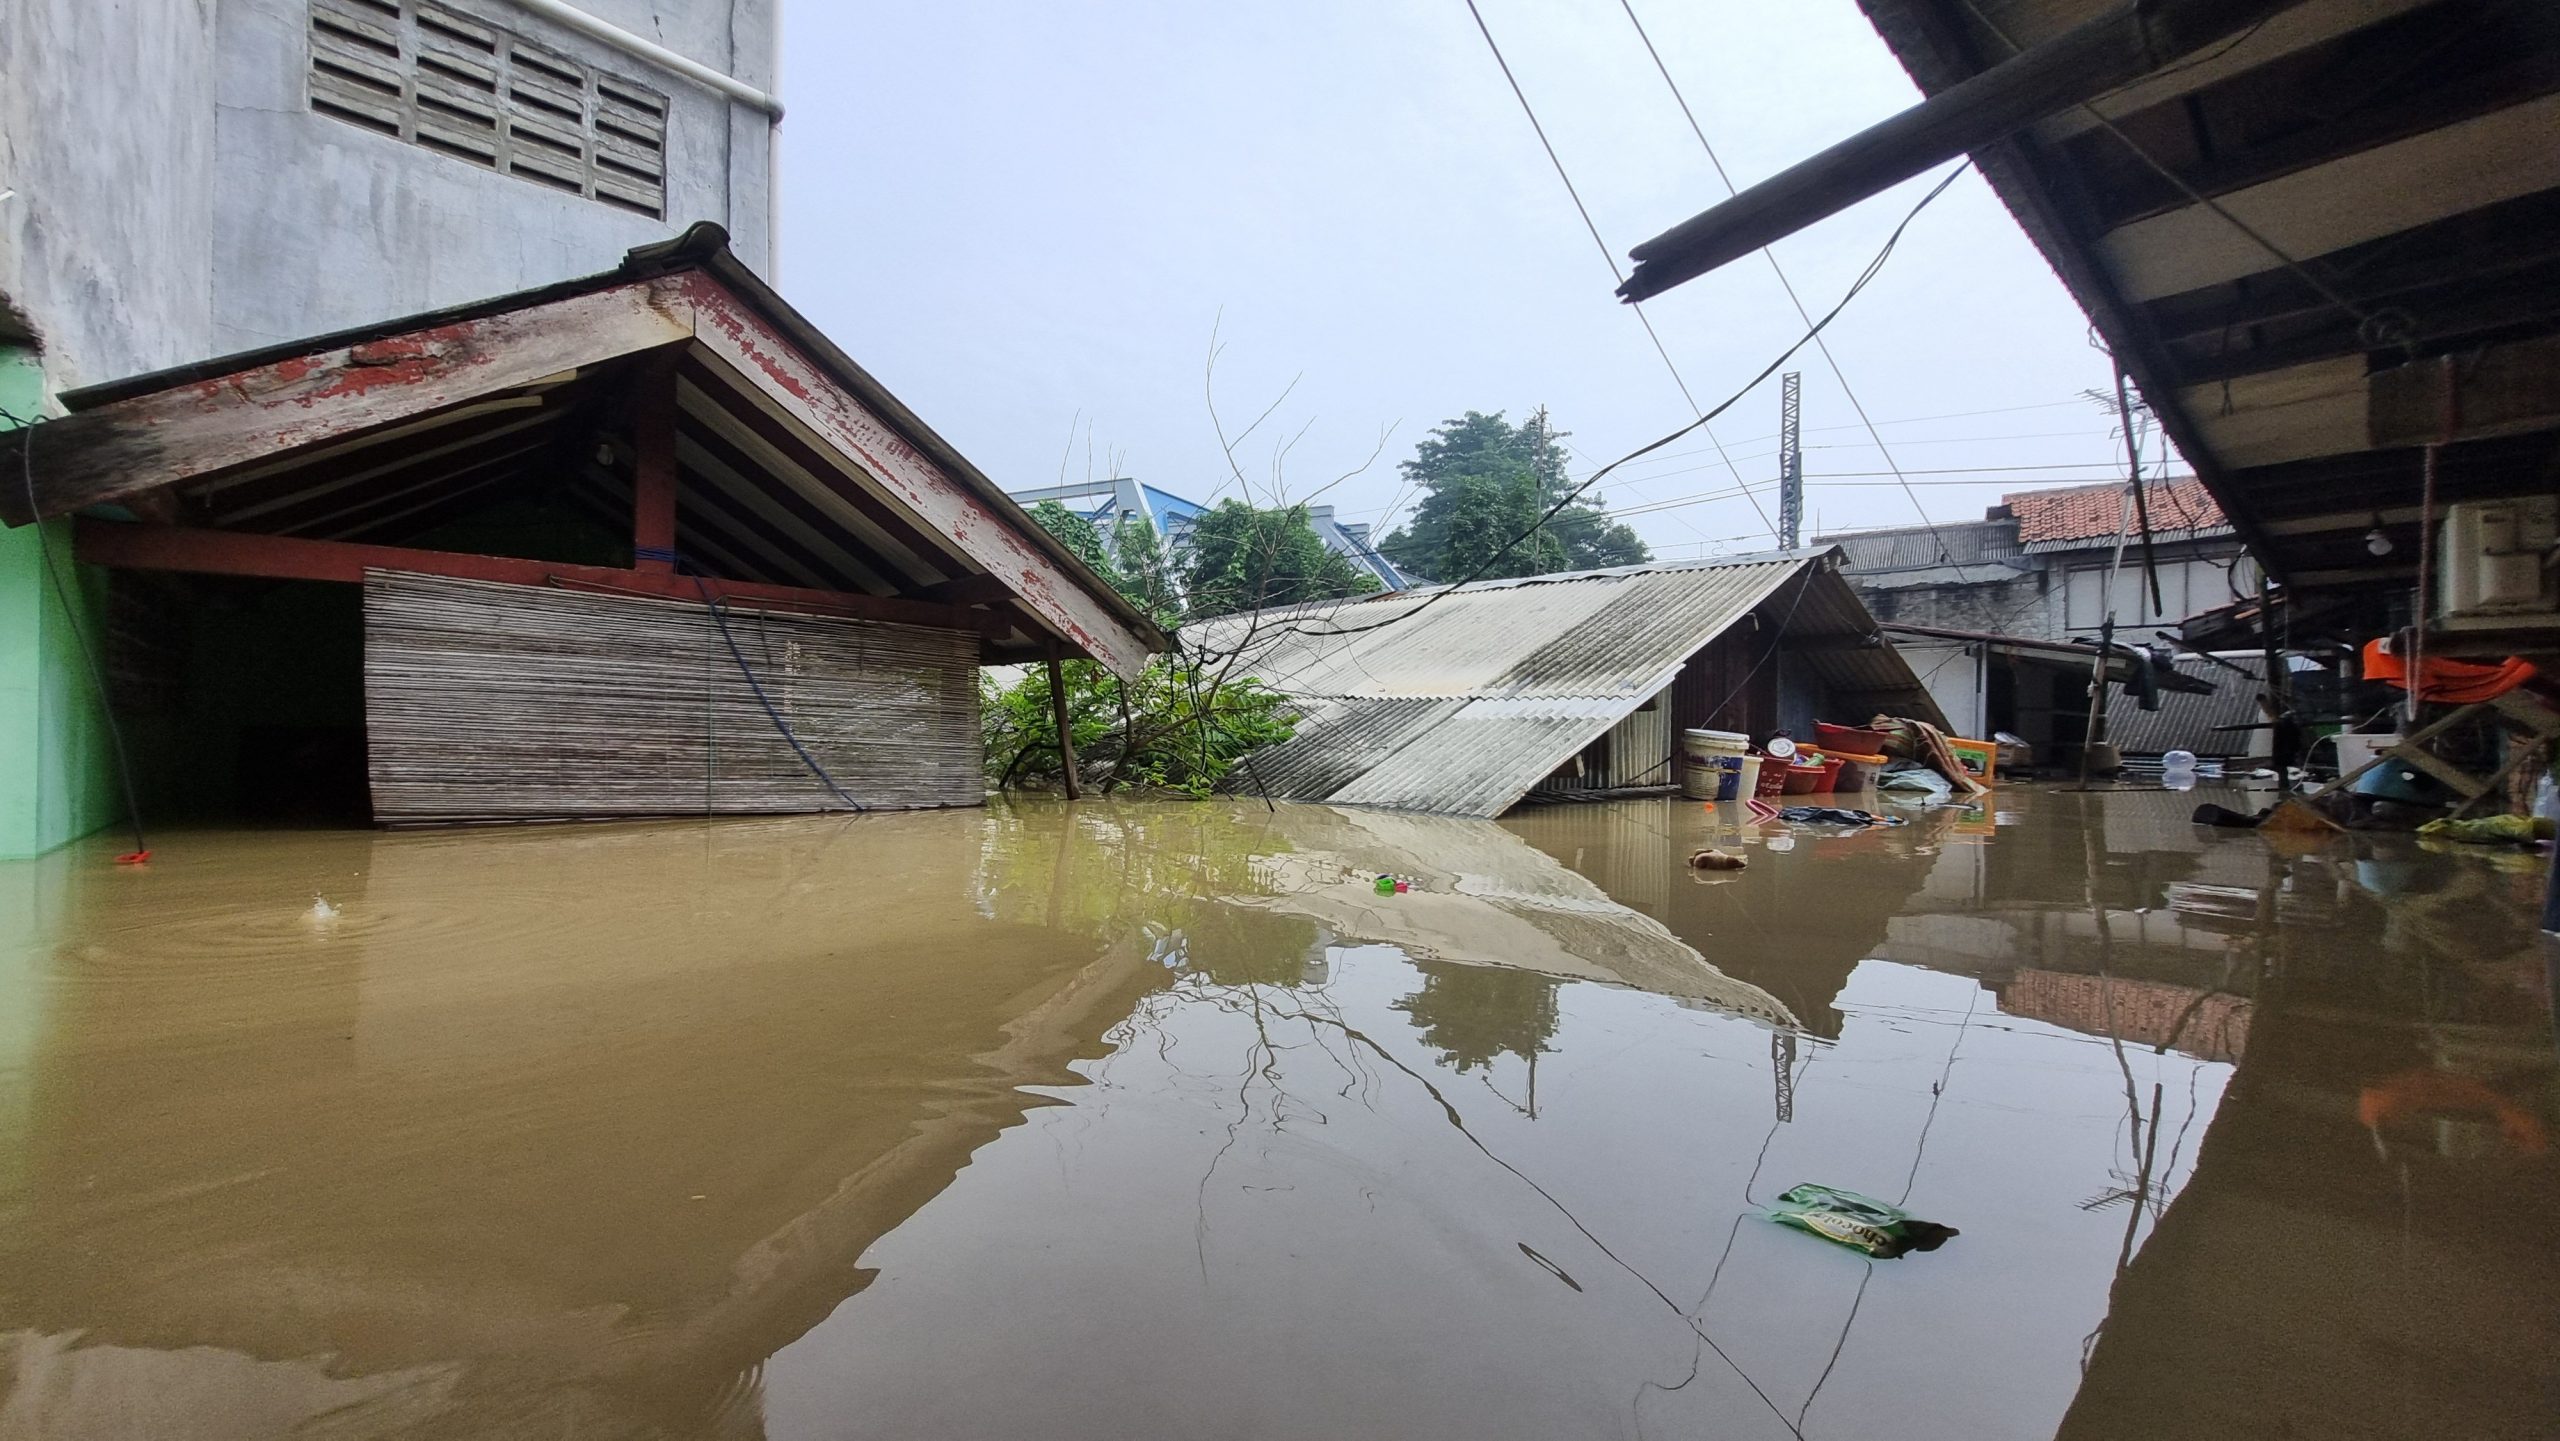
xmin=1028 ymin=500 xmax=1113 ymax=573
xmin=1181 ymin=499 xmax=1379 ymax=620
xmin=1110 ymin=513 xmax=1182 ymax=627
xmin=1028 ymin=499 xmax=1181 ymax=627
xmin=1391 ymin=960 xmax=1562 ymax=1074
xmin=1378 ymin=409 xmax=1649 ymax=582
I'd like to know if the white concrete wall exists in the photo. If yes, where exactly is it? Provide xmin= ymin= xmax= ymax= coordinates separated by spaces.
xmin=0 ymin=0 xmax=776 ymax=390
xmin=211 ymin=0 xmax=777 ymax=353
xmin=0 ymin=0 xmax=221 ymax=389
xmin=1895 ymin=640 xmax=1985 ymax=738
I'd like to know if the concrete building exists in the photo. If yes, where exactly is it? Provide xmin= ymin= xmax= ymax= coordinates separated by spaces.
xmin=1817 ymin=478 xmax=2252 ymax=755
xmin=2 ymin=0 xmax=779 ymax=855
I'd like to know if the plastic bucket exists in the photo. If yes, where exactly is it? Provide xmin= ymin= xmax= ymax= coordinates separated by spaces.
xmin=1814 ymin=755 xmax=1846 ymax=792
xmin=1830 ymin=750 xmax=1886 ymax=790
xmin=1753 ymin=757 xmax=1788 ymax=798
xmin=1681 ymin=729 xmax=1753 ymax=800
xmin=1733 ymin=755 xmax=1762 ymax=800
xmin=1686 ymin=754 xmax=1745 ymax=801
xmin=1815 ymin=721 xmax=1892 ymax=756
xmin=1682 ymin=728 xmax=1750 ymax=759
xmin=1782 ymin=760 xmax=1824 ymax=795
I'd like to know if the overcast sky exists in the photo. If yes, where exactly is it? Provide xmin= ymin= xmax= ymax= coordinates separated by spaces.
xmin=777 ymin=1 xmax=2165 ymax=560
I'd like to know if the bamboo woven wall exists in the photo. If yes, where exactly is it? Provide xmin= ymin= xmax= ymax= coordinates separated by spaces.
xmin=364 ymin=570 xmax=984 ymax=822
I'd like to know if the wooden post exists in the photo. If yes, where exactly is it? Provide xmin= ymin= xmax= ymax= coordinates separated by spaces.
xmin=1046 ymin=645 xmax=1081 ymax=800
xmin=631 ymin=357 xmax=680 ymax=572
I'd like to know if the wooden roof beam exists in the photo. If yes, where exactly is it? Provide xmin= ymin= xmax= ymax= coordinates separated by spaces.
xmin=71 ymin=518 xmax=1001 ymax=636
xmin=1620 ymin=0 xmax=2310 ymax=300
xmin=4 ymin=279 xmax=694 ymax=523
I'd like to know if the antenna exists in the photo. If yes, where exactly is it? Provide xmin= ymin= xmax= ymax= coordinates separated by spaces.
xmin=1778 ymin=371 xmax=1804 ymax=550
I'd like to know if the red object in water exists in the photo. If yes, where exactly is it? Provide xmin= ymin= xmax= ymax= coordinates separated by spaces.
xmin=1753 ymin=761 xmax=1788 ymax=799
xmin=1393 ymin=880 xmax=1409 ymax=894
xmin=115 ymin=850 xmax=151 ymax=865
xmin=1814 ymin=721 xmax=1892 ymax=755
xmin=1781 ymin=762 xmax=1823 ymax=796
xmin=1812 ymin=756 xmax=1845 ymax=792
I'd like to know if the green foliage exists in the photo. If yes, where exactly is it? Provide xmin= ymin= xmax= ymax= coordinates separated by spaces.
xmin=1378 ymin=408 xmax=1650 ymax=582
xmin=1182 ymin=499 xmax=1379 ymax=619
xmin=1029 ymin=498 xmax=1185 ymax=628
xmin=984 ymin=656 xmax=1297 ymax=798
xmin=1028 ymin=500 xmax=1113 ymax=572
xmin=1109 ymin=514 xmax=1182 ymax=627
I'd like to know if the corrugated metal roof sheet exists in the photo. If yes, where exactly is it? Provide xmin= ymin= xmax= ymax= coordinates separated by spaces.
xmin=2104 ymin=653 xmax=2268 ymax=757
xmin=1817 ymin=516 xmax=2020 ymax=570
xmin=1190 ymin=551 xmax=1947 ymax=817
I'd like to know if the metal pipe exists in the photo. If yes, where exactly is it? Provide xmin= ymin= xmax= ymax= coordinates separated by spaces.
xmin=504 ymin=0 xmax=784 ymax=118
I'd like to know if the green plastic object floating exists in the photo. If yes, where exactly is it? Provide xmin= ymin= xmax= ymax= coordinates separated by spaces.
xmin=1764 ymin=1183 xmax=1959 ymax=1259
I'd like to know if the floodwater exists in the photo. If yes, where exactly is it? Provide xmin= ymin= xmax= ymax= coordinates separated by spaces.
xmin=0 ymin=788 xmax=2551 ymax=1440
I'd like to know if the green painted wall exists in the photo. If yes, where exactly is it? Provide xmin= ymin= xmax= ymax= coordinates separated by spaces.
xmin=0 ymin=347 xmax=124 ymax=858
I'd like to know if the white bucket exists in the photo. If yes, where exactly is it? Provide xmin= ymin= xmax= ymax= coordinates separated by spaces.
xmin=1680 ymin=729 xmax=1751 ymax=800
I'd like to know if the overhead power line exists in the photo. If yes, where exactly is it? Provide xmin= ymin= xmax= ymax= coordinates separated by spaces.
xmin=1617 ymin=0 xmax=1958 ymax=564
xmin=1241 ymin=156 xmax=1972 ymax=649
xmin=1460 ymin=0 xmax=1777 ymax=543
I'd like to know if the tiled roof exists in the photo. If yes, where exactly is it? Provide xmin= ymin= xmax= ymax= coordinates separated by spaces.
xmin=2004 ymin=478 xmax=2227 ymax=546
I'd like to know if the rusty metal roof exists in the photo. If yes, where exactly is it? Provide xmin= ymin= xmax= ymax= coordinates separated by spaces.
xmin=1190 ymin=551 xmax=1948 ymax=817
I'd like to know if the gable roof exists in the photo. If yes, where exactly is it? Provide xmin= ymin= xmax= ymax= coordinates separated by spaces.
xmin=1187 ymin=550 xmax=1947 ymax=817
xmin=7 ymin=223 xmax=1166 ymax=675
xmin=2004 ymin=478 xmax=2229 ymax=549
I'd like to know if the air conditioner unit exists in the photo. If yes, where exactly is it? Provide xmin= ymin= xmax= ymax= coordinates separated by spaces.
xmin=2436 ymin=496 xmax=2559 ymax=628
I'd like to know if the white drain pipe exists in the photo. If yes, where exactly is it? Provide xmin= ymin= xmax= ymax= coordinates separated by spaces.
xmin=505 ymin=0 xmax=785 ymax=118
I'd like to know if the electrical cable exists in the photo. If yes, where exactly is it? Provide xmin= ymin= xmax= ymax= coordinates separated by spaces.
xmin=1617 ymin=0 xmax=1959 ymax=564
xmin=1220 ymin=158 xmax=1972 ymax=654
xmin=660 ymin=556 xmax=867 ymax=811
xmin=1955 ymin=0 xmax=2384 ymax=337
xmin=1459 ymin=0 xmax=1778 ymax=544
xmin=7 ymin=405 xmax=150 ymax=862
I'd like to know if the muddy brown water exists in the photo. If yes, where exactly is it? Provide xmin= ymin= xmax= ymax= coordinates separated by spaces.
xmin=0 ymin=787 xmax=2551 ymax=1439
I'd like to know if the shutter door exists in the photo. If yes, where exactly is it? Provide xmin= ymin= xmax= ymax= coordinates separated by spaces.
xmin=363 ymin=571 xmax=983 ymax=822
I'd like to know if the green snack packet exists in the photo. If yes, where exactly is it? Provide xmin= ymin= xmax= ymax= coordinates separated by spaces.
xmin=1765 ymin=1183 xmax=1959 ymax=1259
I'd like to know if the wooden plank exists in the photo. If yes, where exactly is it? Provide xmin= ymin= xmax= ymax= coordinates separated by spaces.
xmin=2370 ymin=336 xmax=2560 ymax=448
xmin=630 ymin=356 xmax=680 ymax=570
xmin=4 ymin=277 xmax=695 ymax=524
xmin=363 ymin=571 xmax=984 ymax=821
xmin=2098 ymin=92 xmax=2560 ymax=301
xmin=1619 ymin=0 xmax=2308 ymax=298
xmin=71 ymin=519 xmax=997 ymax=635
xmin=676 ymin=274 xmax=1158 ymax=680
xmin=2036 ymin=0 xmax=2447 ymax=141
xmin=2176 ymin=356 xmax=2369 ymax=469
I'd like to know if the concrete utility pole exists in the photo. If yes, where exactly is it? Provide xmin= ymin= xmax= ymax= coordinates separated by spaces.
xmin=1778 ymin=371 xmax=1804 ymax=551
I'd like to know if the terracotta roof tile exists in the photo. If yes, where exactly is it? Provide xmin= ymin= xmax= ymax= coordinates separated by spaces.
xmin=2003 ymin=478 xmax=2226 ymax=546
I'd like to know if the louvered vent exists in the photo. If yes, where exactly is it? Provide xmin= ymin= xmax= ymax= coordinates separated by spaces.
xmin=308 ymin=0 xmax=669 ymax=218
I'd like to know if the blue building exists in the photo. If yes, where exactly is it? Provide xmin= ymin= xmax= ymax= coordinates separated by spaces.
xmin=1009 ymin=478 xmax=1411 ymax=593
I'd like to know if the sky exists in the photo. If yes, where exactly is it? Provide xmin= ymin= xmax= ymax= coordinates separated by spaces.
xmin=777 ymin=1 xmax=2167 ymax=562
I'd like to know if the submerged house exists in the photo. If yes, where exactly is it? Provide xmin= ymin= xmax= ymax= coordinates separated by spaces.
xmin=1 ymin=226 xmax=1165 ymax=826
xmin=1189 ymin=549 xmax=1947 ymax=818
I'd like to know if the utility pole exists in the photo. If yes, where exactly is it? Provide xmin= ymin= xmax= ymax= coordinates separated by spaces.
xmin=1778 ymin=371 xmax=1804 ymax=550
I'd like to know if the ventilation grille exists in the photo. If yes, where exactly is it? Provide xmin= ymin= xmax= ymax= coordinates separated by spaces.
xmin=309 ymin=0 xmax=669 ymax=218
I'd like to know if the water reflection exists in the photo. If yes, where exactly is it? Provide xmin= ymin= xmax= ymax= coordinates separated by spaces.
xmin=0 ymin=790 xmax=2547 ymax=1440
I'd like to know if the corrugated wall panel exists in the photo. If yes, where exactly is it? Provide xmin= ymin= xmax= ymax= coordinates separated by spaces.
xmin=364 ymin=570 xmax=982 ymax=821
